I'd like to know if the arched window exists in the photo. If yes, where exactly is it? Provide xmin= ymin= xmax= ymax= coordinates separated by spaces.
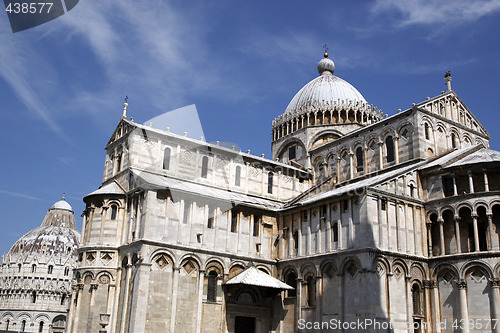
xmin=18 ymin=264 xmax=21 ymax=272
xmin=207 ymin=271 xmax=218 ymax=302
xmin=412 ymin=284 xmax=422 ymax=315
xmin=48 ymin=265 xmax=53 ymax=274
xmin=201 ymin=156 xmax=208 ymax=178
xmin=5 ymin=319 xmax=9 ymax=331
xmin=64 ymin=267 xmax=70 ymax=276
xmin=451 ymin=133 xmax=457 ymax=148
xmin=32 ymin=291 xmax=37 ymax=303
xmin=385 ymin=136 xmax=395 ymax=163
xmin=285 ymin=271 xmax=297 ymax=297
xmin=235 ymin=166 xmax=241 ymax=186
xmin=288 ymin=145 xmax=296 ymax=160
xmin=61 ymin=293 xmax=66 ymax=305
xmin=267 ymin=172 xmax=273 ymax=194
xmin=32 ymin=264 xmax=36 ymax=273
xmin=293 ymin=231 xmax=299 ymax=251
xmin=21 ymin=320 xmax=26 ymax=332
xmin=110 ymin=205 xmax=118 ymax=220
xmin=116 ymin=153 xmax=122 ymax=173
xmin=355 ymin=147 xmax=364 ymax=172
xmin=207 ymin=207 xmax=215 ymax=229
xmin=163 ymin=147 xmax=171 ymax=170
xmin=424 ymin=123 xmax=431 ymax=140
xmin=38 ymin=321 xmax=44 ymax=333
xmin=332 ymin=222 xmax=339 ymax=242
xmin=305 ymin=275 xmax=315 ymax=307
xmin=230 ymin=210 xmax=238 ymax=233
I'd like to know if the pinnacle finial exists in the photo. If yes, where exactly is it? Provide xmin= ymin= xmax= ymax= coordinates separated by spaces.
xmin=323 ymin=44 xmax=329 ymax=58
xmin=62 ymin=193 xmax=66 ymax=201
xmin=122 ymin=96 xmax=129 ymax=119
xmin=444 ymin=71 xmax=452 ymax=91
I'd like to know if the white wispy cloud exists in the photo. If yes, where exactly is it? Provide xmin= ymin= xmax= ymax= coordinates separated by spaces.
xmin=0 ymin=189 xmax=44 ymax=201
xmin=55 ymin=1 xmax=238 ymax=115
xmin=0 ymin=20 xmax=67 ymax=139
xmin=372 ymin=0 xmax=500 ymax=26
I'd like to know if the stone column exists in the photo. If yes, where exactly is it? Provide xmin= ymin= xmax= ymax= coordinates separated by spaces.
xmin=394 ymin=136 xmax=400 ymax=164
xmin=135 ymin=193 xmax=142 ymax=240
xmin=298 ymin=223 xmax=303 ymax=256
xmin=170 ymin=267 xmax=180 ymax=333
xmin=487 ymin=214 xmax=495 ymax=251
xmin=296 ymin=277 xmax=303 ymax=322
xmin=489 ymin=278 xmax=500 ymax=333
xmin=427 ymin=222 xmax=433 ymax=257
xmin=307 ymin=209 xmax=312 ymax=255
xmin=363 ymin=147 xmax=369 ymax=173
xmin=378 ymin=198 xmax=384 ymax=249
xmin=472 ymin=214 xmax=480 ymax=252
xmin=457 ymin=280 xmax=470 ymax=333
xmin=378 ymin=141 xmax=384 ymax=170
xmin=406 ymin=276 xmax=413 ymax=331
xmin=468 ymin=170 xmax=474 ymax=193
xmin=423 ymin=280 xmax=434 ymax=332
xmin=430 ymin=281 xmax=441 ymax=333
xmin=438 ymin=218 xmax=445 ymax=255
xmin=454 ymin=215 xmax=462 ymax=253
xmin=337 ymin=219 xmax=343 ymax=250
xmin=100 ymin=206 xmax=108 ymax=244
xmin=119 ymin=263 xmax=132 ymax=333
xmin=80 ymin=212 xmax=88 ymax=246
xmin=315 ymin=276 xmax=322 ymax=324
xmin=452 ymin=173 xmax=458 ymax=196
xmin=483 ymin=169 xmax=490 ymax=192
xmin=326 ymin=203 xmax=331 ymax=252
xmin=195 ymin=270 xmax=205 ymax=333
xmin=348 ymin=152 xmax=354 ymax=179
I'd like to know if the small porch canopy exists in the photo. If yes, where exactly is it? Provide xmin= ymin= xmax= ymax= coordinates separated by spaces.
xmin=224 ymin=267 xmax=294 ymax=290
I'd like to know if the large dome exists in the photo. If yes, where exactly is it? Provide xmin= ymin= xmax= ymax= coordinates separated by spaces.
xmin=8 ymin=197 xmax=80 ymax=256
xmin=284 ymin=55 xmax=367 ymax=115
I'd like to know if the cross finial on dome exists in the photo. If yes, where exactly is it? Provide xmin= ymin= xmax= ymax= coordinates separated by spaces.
xmin=323 ymin=44 xmax=329 ymax=58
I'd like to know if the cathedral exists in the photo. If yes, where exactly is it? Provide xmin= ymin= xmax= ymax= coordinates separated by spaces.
xmin=30 ymin=52 xmax=500 ymax=332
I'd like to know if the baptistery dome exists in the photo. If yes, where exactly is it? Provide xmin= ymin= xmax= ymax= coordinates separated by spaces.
xmin=8 ymin=197 xmax=80 ymax=256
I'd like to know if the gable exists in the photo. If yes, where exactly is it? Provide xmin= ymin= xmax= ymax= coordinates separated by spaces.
xmin=417 ymin=91 xmax=489 ymax=137
xmin=106 ymin=120 xmax=136 ymax=147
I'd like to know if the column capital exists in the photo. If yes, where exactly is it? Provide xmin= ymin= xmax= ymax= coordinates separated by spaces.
xmin=423 ymin=280 xmax=437 ymax=289
xmin=489 ymin=278 xmax=500 ymax=288
xmin=90 ymin=283 xmax=98 ymax=291
xmin=437 ymin=218 xmax=444 ymax=225
xmin=455 ymin=279 xmax=467 ymax=290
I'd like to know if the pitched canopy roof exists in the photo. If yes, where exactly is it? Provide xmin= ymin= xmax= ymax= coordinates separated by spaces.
xmin=224 ymin=266 xmax=294 ymax=290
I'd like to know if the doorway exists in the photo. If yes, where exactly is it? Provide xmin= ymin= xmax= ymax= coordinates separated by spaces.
xmin=235 ymin=316 xmax=255 ymax=333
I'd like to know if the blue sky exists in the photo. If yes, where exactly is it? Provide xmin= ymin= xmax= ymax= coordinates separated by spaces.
xmin=1 ymin=0 xmax=499 ymax=255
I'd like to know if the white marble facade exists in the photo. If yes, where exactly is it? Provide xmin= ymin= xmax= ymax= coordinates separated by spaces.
xmin=68 ymin=54 xmax=500 ymax=333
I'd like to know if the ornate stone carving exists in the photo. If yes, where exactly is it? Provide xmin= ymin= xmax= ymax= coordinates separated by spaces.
xmin=456 ymin=279 xmax=467 ymax=290
xmin=99 ymin=275 xmax=110 ymax=285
